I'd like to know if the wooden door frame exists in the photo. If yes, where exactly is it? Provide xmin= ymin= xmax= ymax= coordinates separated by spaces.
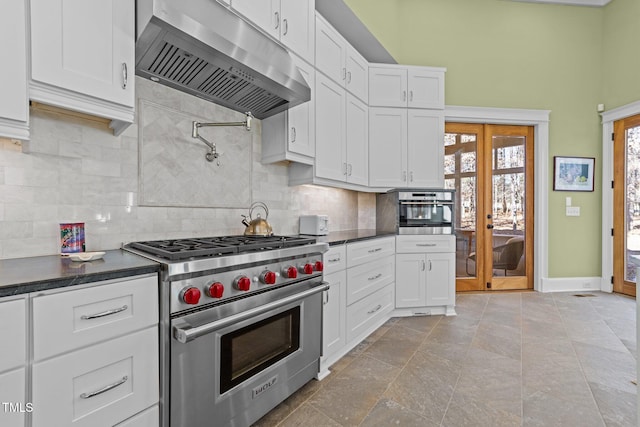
xmin=612 ymin=114 xmax=640 ymax=296
xmin=601 ymin=100 xmax=640 ymax=294
xmin=446 ymin=106 xmax=550 ymax=291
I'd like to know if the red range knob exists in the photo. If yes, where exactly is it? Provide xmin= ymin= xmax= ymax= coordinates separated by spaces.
xmin=301 ymin=263 xmax=314 ymax=275
xmin=181 ymin=287 xmax=201 ymax=305
xmin=314 ymin=261 xmax=324 ymax=272
xmin=234 ymin=276 xmax=251 ymax=291
xmin=206 ymin=282 xmax=224 ymax=299
xmin=283 ymin=266 xmax=297 ymax=279
xmin=260 ymin=271 xmax=277 ymax=285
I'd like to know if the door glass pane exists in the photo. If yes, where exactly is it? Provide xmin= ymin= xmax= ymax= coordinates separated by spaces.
xmin=491 ymin=135 xmax=525 ymax=277
xmin=626 ymin=125 xmax=640 ymax=283
xmin=445 ymin=132 xmax=477 ymax=278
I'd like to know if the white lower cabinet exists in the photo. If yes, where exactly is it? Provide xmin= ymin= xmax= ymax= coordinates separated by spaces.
xmin=114 ymin=405 xmax=159 ymax=427
xmin=32 ymin=327 xmax=158 ymax=427
xmin=321 ymin=270 xmax=346 ymax=365
xmin=0 ymin=368 xmax=27 ymax=427
xmin=346 ymin=284 xmax=394 ymax=343
xmin=395 ymin=235 xmax=456 ymax=315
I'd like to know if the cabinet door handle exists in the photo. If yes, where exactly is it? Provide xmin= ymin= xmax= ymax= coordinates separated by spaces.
xmin=343 ymin=162 xmax=348 ymax=175
xmin=81 ymin=304 xmax=128 ymax=320
xmin=410 ymin=171 xmax=414 ymax=182
xmin=121 ymin=63 xmax=128 ymax=90
xmin=323 ymin=290 xmax=329 ymax=305
xmin=274 ymin=11 xmax=280 ymax=29
xmin=347 ymin=71 xmax=352 ymax=84
xmin=348 ymin=163 xmax=352 ymax=176
xmin=367 ymin=304 xmax=383 ymax=315
xmin=342 ymin=68 xmax=347 ymax=81
xmin=328 ymin=256 xmax=341 ymax=262
xmin=282 ymin=18 xmax=288 ymax=35
xmin=429 ymin=260 xmax=432 ymax=271
xmin=368 ymin=273 xmax=383 ymax=281
xmin=80 ymin=376 xmax=128 ymax=399
xmin=410 ymin=90 xmax=413 ymax=102
xmin=422 ymin=260 xmax=426 ymax=271
xmin=416 ymin=243 xmax=437 ymax=247
xmin=403 ymin=171 xmax=407 ymax=182
xmin=291 ymin=126 xmax=296 ymax=142
xmin=403 ymin=90 xmax=407 ymax=101
xmin=367 ymin=248 xmax=382 ymax=253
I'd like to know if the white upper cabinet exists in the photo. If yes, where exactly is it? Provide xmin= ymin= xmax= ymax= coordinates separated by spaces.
xmin=29 ymin=0 xmax=135 ymax=134
xmin=314 ymin=74 xmax=346 ymax=182
xmin=369 ymin=65 xmax=445 ymax=109
xmin=0 ymin=0 xmax=29 ymax=140
xmin=315 ymin=14 xmax=368 ymax=103
xmin=231 ymin=0 xmax=315 ymax=64
xmin=262 ymin=56 xmax=315 ymax=164
xmin=345 ymin=93 xmax=369 ymax=186
xmin=369 ymin=107 xmax=444 ymax=189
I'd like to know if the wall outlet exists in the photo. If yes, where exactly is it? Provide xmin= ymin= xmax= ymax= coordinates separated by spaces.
xmin=566 ymin=206 xmax=580 ymax=216
xmin=565 ymin=196 xmax=572 ymax=206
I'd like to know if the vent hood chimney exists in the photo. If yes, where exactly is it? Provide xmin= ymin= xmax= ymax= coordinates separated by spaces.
xmin=135 ymin=0 xmax=311 ymax=119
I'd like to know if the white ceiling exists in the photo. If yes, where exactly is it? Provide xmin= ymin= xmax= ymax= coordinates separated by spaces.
xmin=510 ymin=0 xmax=612 ymax=6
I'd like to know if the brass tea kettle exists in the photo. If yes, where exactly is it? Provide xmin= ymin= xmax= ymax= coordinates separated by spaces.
xmin=241 ymin=202 xmax=273 ymax=236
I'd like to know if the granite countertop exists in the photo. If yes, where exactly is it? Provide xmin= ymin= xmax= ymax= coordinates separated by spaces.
xmin=315 ymin=229 xmax=396 ymax=246
xmin=0 ymin=250 xmax=160 ymax=297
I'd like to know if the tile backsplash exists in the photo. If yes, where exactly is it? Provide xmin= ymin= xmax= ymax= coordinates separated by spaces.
xmin=0 ymin=78 xmax=376 ymax=259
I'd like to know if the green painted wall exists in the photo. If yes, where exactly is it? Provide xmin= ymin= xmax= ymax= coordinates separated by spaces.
xmin=345 ymin=0 xmax=616 ymax=278
xmin=603 ymin=0 xmax=640 ymax=109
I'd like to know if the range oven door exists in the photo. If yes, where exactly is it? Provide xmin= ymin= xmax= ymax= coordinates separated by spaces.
xmin=170 ymin=281 xmax=326 ymax=427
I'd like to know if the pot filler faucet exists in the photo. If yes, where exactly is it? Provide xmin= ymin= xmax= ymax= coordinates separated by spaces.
xmin=191 ymin=112 xmax=253 ymax=164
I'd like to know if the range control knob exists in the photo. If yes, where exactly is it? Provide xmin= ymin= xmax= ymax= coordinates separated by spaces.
xmin=300 ymin=263 xmax=314 ymax=275
xmin=260 ymin=271 xmax=277 ymax=285
xmin=206 ymin=282 xmax=225 ymax=299
xmin=181 ymin=287 xmax=201 ymax=305
xmin=314 ymin=261 xmax=324 ymax=272
xmin=283 ymin=266 xmax=298 ymax=279
xmin=234 ymin=276 xmax=251 ymax=291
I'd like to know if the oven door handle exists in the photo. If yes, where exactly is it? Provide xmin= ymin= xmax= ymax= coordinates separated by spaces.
xmin=399 ymin=201 xmax=453 ymax=205
xmin=173 ymin=284 xmax=329 ymax=344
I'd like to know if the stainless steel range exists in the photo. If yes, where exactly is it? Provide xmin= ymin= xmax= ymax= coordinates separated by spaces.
xmin=124 ymin=235 xmax=329 ymax=427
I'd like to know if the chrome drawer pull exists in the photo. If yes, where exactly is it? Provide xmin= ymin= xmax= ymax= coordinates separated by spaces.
xmin=81 ymin=304 xmax=128 ymax=320
xmin=416 ymin=243 xmax=437 ymax=247
xmin=367 ymin=248 xmax=382 ymax=253
xmin=328 ymin=257 xmax=341 ymax=262
xmin=367 ymin=304 xmax=382 ymax=315
xmin=80 ymin=376 xmax=128 ymax=399
xmin=121 ymin=63 xmax=128 ymax=89
xmin=368 ymin=273 xmax=383 ymax=281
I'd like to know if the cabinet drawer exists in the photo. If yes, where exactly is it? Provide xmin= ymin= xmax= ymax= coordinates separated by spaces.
xmin=346 ymin=256 xmax=395 ymax=306
xmin=0 ymin=298 xmax=26 ymax=373
xmin=346 ymin=284 xmax=394 ymax=343
xmin=346 ymin=236 xmax=395 ymax=268
xmin=32 ymin=327 xmax=158 ymax=427
xmin=115 ymin=405 xmax=159 ymax=427
xmin=323 ymin=245 xmax=346 ymax=274
xmin=33 ymin=275 xmax=158 ymax=360
xmin=396 ymin=235 xmax=455 ymax=253
xmin=0 ymin=368 xmax=26 ymax=427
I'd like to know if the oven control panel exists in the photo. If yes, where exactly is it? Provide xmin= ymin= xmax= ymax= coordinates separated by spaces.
xmin=170 ymin=255 xmax=324 ymax=313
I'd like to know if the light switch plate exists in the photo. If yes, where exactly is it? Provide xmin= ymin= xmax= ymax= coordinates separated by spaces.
xmin=566 ymin=206 xmax=580 ymax=216
xmin=566 ymin=197 xmax=572 ymax=206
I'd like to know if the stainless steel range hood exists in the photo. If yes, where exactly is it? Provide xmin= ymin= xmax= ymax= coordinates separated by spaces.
xmin=135 ymin=0 xmax=311 ymax=119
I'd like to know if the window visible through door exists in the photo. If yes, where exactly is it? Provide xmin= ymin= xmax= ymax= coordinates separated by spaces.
xmin=445 ymin=123 xmax=534 ymax=291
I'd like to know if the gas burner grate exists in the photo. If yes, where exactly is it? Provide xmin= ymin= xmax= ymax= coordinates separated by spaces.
xmin=127 ymin=235 xmax=316 ymax=260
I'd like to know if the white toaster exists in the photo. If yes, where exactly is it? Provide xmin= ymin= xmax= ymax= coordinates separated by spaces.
xmin=299 ymin=215 xmax=329 ymax=235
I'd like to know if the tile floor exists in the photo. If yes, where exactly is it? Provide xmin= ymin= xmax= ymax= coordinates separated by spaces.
xmin=254 ymin=291 xmax=637 ymax=426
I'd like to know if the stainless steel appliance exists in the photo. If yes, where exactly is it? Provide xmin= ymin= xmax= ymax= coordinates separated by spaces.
xmin=377 ymin=189 xmax=455 ymax=235
xmin=135 ymin=0 xmax=311 ymax=119
xmin=124 ymin=235 xmax=328 ymax=427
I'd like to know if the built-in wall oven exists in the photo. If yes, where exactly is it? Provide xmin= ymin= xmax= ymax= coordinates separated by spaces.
xmin=124 ymin=236 xmax=328 ymax=427
xmin=377 ymin=189 xmax=455 ymax=235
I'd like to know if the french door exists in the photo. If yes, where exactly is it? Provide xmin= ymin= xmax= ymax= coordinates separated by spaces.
xmin=613 ymin=114 xmax=640 ymax=296
xmin=445 ymin=123 xmax=534 ymax=291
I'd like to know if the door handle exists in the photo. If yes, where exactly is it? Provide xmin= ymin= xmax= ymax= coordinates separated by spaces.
xmin=121 ymin=63 xmax=128 ymax=89
xmin=291 ymin=127 xmax=296 ymax=142
xmin=282 ymin=18 xmax=288 ymax=35
xmin=274 ymin=11 xmax=280 ymax=29
xmin=487 ymin=224 xmax=494 ymax=229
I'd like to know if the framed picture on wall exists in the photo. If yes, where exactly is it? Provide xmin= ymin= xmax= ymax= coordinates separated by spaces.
xmin=553 ymin=156 xmax=595 ymax=192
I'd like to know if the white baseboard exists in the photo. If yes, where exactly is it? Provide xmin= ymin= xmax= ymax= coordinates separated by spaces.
xmin=539 ymin=276 xmax=604 ymax=293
